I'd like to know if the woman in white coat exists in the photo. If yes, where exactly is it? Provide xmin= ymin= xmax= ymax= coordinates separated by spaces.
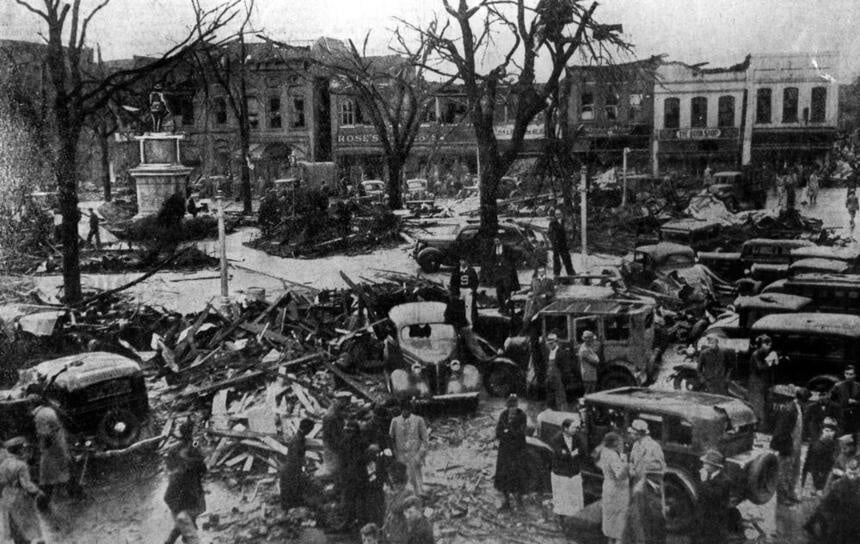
xmin=597 ymin=432 xmax=629 ymax=544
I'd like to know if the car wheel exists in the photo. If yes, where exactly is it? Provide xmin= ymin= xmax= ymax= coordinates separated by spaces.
xmin=664 ymin=473 xmax=696 ymax=533
xmin=96 ymin=408 xmax=141 ymax=450
xmin=672 ymin=368 xmax=700 ymax=392
xmin=746 ymin=452 xmax=779 ymax=505
xmin=485 ymin=365 xmax=520 ymax=398
xmin=598 ymin=367 xmax=636 ymax=390
xmin=806 ymin=374 xmax=840 ymax=395
xmin=526 ymin=447 xmax=551 ymax=493
xmin=417 ymin=250 xmax=442 ymax=273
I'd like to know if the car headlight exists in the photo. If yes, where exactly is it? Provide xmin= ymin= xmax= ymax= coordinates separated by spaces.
xmin=411 ymin=363 xmax=423 ymax=375
xmin=449 ymin=359 xmax=461 ymax=372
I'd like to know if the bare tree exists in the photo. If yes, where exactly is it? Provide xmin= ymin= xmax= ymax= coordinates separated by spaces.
xmin=306 ymin=32 xmax=453 ymax=209
xmin=13 ymin=0 xmax=238 ymax=303
xmin=400 ymin=0 xmax=629 ymax=232
xmin=191 ymin=0 xmax=256 ymax=214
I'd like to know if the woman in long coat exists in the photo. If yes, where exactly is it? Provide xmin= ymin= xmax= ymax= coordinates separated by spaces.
xmin=550 ymin=417 xmax=587 ymax=534
xmin=494 ymin=395 xmax=529 ymax=510
xmin=598 ymin=432 xmax=629 ymax=544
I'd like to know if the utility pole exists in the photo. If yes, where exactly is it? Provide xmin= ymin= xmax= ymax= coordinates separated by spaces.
xmin=622 ymin=147 xmax=630 ymax=207
xmin=216 ymin=189 xmax=229 ymax=304
xmin=580 ymin=165 xmax=588 ymax=270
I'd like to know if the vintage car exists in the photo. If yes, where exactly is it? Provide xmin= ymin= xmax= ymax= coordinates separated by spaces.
xmin=525 ymin=388 xmax=778 ymax=533
xmin=383 ymin=302 xmax=523 ymax=406
xmin=698 ymin=238 xmax=815 ymax=282
xmin=712 ymin=313 xmax=860 ymax=395
xmin=0 ymin=352 xmax=150 ymax=449
xmin=790 ymin=246 xmax=860 ymax=273
xmin=503 ymin=297 xmax=661 ymax=393
xmin=761 ymin=273 xmax=860 ymax=315
xmin=700 ymin=293 xmax=814 ymax=344
xmin=360 ymin=179 xmax=386 ymax=201
xmin=620 ymin=242 xmax=723 ymax=302
xmin=707 ymin=170 xmax=767 ymax=211
xmin=412 ymin=220 xmax=548 ymax=272
xmin=659 ymin=218 xmax=723 ymax=251
xmin=405 ymin=178 xmax=434 ymax=202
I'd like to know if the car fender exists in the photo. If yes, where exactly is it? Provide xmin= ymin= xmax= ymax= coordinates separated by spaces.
xmin=525 ymin=435 xmax=553 ymax=456
xmin=664 ymin=466 xmax=699 ymax=504
xmin=604 ymin=359 xmax=644 ymax=385
xmin=488 ymin=357 xmax=524 ymax=378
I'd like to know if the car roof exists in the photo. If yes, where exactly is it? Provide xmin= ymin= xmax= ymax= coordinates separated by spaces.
xmin=34 ymin=352 xmax=141 ymax=391
xmin=791 ymin=246 xmax=860 ymax=260
xmin=713 ymin=171 xmax=742 ymax=177
xmin=361 ymin=179 xmax=385 ymax=185
xmin=539 ymin=298 xmax=652 ymax=316
xmin=660 ymin=217 xmax=721 ymax=230
xmin=635 ymin=242 xmax=696 ymax=261
xmin=388 ymin=302 xmax=448 ymax=326
xmin=742 ymin=238 xmax=814 ymax=249
xmin=751 ymin=313 xmax=860 ymax=337
xmin=585 ymin=387 xmax=754 ymax=423
xmin=734 ymin=293 xmax=813 ymax=311
xmin=786 ymin=273 xmax=860 ymax=285
xmin=789 ymin=258 xmax=849 ymax=273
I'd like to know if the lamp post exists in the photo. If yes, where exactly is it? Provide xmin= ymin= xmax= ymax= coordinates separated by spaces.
xmin=580 ymin=165 xmax=588 ymax=270
xmin=622 ymin=147 xmax=631 ymax=207
xmin=216 ymin=189 xmax=229 ymax=305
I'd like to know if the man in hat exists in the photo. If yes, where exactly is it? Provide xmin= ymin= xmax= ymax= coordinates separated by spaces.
xmin=389 ymin=400 xmax=429 ymax=497
xmin=577 ymin=330 xmax=601 ymax=395
xmin=322 ymin=391 xmax=351 ymax=486
xmin=772 ymin=387 xmax=811 ymax=506
xmin=803 ymin=417 xmax=839 ymax=496
xmin=280 ymin=418 xmax=320 ymax=510
xmin=545 ymin=331 xmax=573 ymax=411
xmin=548 ymin=208 xmax=575 ymax=277
xmin=748 ymin=334 xmax=776 ymax=425
xmin=32 ymin=399 xmax=74 ymax=507
xmin=0 ymin=437 xmax=46 ymax=544
xmin=485 ymin=237 xmax=520 ymax=314
xmin=625 ymin=418 xmax=666 ymax=544
xmin=163 ymin=430 xmax=207 ymax=544
xmin=830 ymin=365 xmax=860 ymax=434
xmin=695 ymin=449 xmax=741 ymax=544
xmin=494 ymin=394 xmax=530 ymax=511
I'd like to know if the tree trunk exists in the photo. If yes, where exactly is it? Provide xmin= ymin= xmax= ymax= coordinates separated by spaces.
xmin=99 ymin=130 xmax=112 ymax=202
xmin=239 ymin=124 xmax=252 ymax=214
xmin=57 ymin=137 xmax=82 ymax=303
xmin=478 ymin=142 xmax=501 ymax=234
xmin=386 ymin=155 xmax=404 ymax=209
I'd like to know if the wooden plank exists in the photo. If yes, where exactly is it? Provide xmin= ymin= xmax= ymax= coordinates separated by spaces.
xmin=225 ymin=452 xmax=250 ymax=467
xmin=239 ymin=322 xmax=293 ymax=345
xmin=242 ymin=454 xmax=255 ymax=472
xmin=259 ymin=435 xmax=290 ymax=457
xmin=252 ymin=291 xmax=292 ymax=325
xmin=322 ymin=361 xmax=376 ymax=402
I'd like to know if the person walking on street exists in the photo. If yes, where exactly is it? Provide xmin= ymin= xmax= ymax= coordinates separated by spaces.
xmin=494 ymin=394 xmax=529 ymax=511
xmin=748 ymin=334 xmax=777 ymax=426
xmin=280 ymin=418 xmax=320 ymax=510
xmin=624 ymin=418 xmax=667 ymax=544
xmin=577 ymin=330 xmax=600 ymax=395
xmin=698 ymin=336 xmax=729 ymax=395
xmin=597 ymin=432 xmax=628 ymax=544
xmin=807 ymin=170 xmax=820 ymax=206
xmin=86 ymin=207 xmax=101 ymax=250
xmin=322 ymin=391 xmax=351 ymax=485
xmin=549 ymin=417 xmax=586 ymax=534
xmin=544 ymin=332 xmax=572 ymax=411
xmin=389 ymin=400 xmax=429 ymax=497
xmin=695 ymin=449 xmax=742 ymax=544
xmin=32 ymin=400 xmax=75 ymax=507
xmin=0 ymin=437 xmax=47 ymax=544
xmin=830 ymin=365 xmax=860 ymax=434
xmin=847 ymin=188 xmax=859 ymax=229
xmin=163 ymin=432 xmax=207 ymax=544
xmin=802 ymin=417 xmax=839 ymax=497
xmin=772 ymin=387 xmax=811 ymax=506
xmin=548 ymin=209 xmax=575 ymax=277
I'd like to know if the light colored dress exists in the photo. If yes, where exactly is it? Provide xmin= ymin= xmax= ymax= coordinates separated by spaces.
xmin=0 ymin=455 xmax=43 ymax=542
xmin=599 ymin=447 xmax=629 ymax=540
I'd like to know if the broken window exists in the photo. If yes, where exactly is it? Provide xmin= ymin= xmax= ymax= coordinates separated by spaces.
xmin=782 ymin=87 xmax=799 ymax=123
xmin=604 ymin=315 xmax=631 ymax=341
xmin=440 ymin=97 xmax=468 ymax=124
xmin=543 ymin=316 xmax=569 ymax=340
xmin=247 ymin=96 xmax=260 ymax=129
xmin=291 ymin=97 xmax=306 ymax=128
xmin=268 ymin=96 xmax=282 ymax=129
xmin=605 ymin=91 xmax=619 ymax=121
xmin=581 ymin=92 xmax=594 ymax=120
xmin=718 ymin=95 xmax=735 ymax=127
xmin=664 ymin=97 xmax=680 ymax=129
xmin=691 ymin=96 xmax=708 ymax=128
xmin=756 ymin=88 xmax=772 ymax=124
xmin=811 ymin=86 xmax=827 ymax=123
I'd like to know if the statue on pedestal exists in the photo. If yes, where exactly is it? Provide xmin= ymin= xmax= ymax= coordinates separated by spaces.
xmin=148 ymin=85 xmax=174 ymax=133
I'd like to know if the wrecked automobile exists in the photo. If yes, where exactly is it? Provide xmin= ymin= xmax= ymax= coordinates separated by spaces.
xmin=0 ymin=352 xmax=150 ymax=450
xmin=383 ymin=302 xmax=523 ymax=406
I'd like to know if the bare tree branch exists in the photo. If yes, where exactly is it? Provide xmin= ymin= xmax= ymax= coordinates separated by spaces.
xmin=12 ymin=0 xmax=49 ymax=21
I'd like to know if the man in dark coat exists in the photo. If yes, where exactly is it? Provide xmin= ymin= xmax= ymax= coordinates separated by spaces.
xmin=163 ymin=438 xmax=207 ymax=544
xmin=486 ymin=238 xmax=520 ymax=314
xmin=695 ymin=449 xmax=741 ymax=544
xmin=450 ymin=258 xmax=479 ymax=324
xmin=748 ymin=334 xmax=776 ymax=426
xmin=402 ymin=495 xmax=435 ymax=544
xmin=280 ymin=418 xmax=319 ymax=510
xmin=806 ymin=458 xmax=860 ymax=543
xmin=383 ymin=462 xmax=413 ymax=544
xmin=548 ymin=209 xmax=575 ymax=277
xmin=771 ymin=388 xmax=810 ymax=505
xmin=545 ymin=331 xmax=575 ymax=411
xmin=362 ymin=443 xmax=393 ymax=527
xmin=802 ymin=417 xmax=839 ymax=495
xmin=322 ymin=391 xmax=350 ymax=486
xmin=339 ymin=420 xmax=369 ymax=530
xmin=494 ymin=394 xmax=529 ymax=510
xmin=830 ymin=365 xmax=860 ymax=434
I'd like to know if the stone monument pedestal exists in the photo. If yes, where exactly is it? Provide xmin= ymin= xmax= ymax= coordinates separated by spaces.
xmin=129 ymin=133 xmax=193 ymax=218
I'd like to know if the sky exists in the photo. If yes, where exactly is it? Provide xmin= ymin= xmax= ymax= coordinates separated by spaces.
xmin=2 ymin=0 xmax=858 ymax=80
